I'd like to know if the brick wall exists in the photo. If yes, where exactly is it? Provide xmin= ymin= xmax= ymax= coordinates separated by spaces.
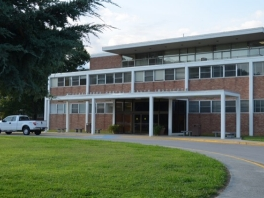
xmin=135 ymin=80 xmax=185 ymax=92
xmin=50 ymin=114 xmax=66 ymax=130
xmin=89 ymin=83 xmax=131 ymax=93
xmin=253 ymin=114 xmax=264 ymax=136
xmin=253 ymin=76 xmax=264 ymax=98
xmin=90 ymin=55 xmax=122 ymax=70
xmin=50 ymin=86 xmax=86 ymax=96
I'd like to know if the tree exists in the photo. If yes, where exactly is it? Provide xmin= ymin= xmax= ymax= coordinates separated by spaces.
xmin=0 ymin=0 xmax=116 ymax=118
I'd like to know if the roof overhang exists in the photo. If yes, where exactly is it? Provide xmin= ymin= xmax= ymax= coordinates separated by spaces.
xmin=102 ymin=27 xmax=264 ymax=55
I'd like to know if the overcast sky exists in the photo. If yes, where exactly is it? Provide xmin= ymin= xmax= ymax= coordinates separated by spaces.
xmin=79 ymin=0 xmax=264 ymax=55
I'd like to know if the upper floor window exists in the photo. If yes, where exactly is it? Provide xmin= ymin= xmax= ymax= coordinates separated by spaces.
xmin=54 ymin=75 xmax=86 ymax=87
xmin=90 ymin=72 xmax=131 ymax=85
xmin=254 ymin=61 xmax=264 ymax=75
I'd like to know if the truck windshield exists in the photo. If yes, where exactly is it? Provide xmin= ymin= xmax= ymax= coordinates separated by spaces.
xmin=19 ymin=116 xmax=29 ymax=121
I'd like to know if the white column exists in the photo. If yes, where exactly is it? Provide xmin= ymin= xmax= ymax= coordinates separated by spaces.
xmin=186 ymin=99 xmax=189 ymax=131
xmin=112 ymin=100 xmax=115 ymax=124
xmin=184 ymin=66 xmax=188 ymax=91
xmin=85 ymin=101 xmax=89 ymax=131
xmin=249 ymin=61 xmax=254 ymax=136
xmin=168 ymin=99 xmax=173 ymax=136
xmin=86 ymin=74 xmax=90 ymax=94
xmin=65 ymin=101 xmax=69 ymax=132
xmin=46 ymin=98 xmax=50 ymax=132
xmin=236 ymin=96 xmax=241 ymax=138
xmin=149 ymin=96 xmax=154 ymax=137
xmin=91 ymin=98 xmax=96 ymax=135
xmin=131 ymin=71 xmax=135 ymax=93
xmin=220 ymin=93 xmax=226 ymax=139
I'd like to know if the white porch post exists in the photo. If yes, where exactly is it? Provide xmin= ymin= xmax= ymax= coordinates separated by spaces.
xmin=85 ymin=101 xmax=89 ymax=131
xmin=249 ymin=61 xmax=254 ymax=136
xmin=91 ymin=98 xmax=96 ymax=135
xmin=149 ymin=96 xmax=154 ymax=137
xmin=65 ymin=101 xmax=69 ymax=132
xmin=236 ymin=96 xmax=241 ymax=138
xmin=86 ymin=74 xmax=90 ymax=94
xmin=45 ymin=98 xmax=50 ymax=131
xmin=220 ymin=93 xmax=226 ymax=139
xmin=168 ymin=99 xmax=173 ymax=136
xmin=112 ymin=100 xmax=115 ymax=124
xmin=131 ymin=71 xmax=135 ymax=93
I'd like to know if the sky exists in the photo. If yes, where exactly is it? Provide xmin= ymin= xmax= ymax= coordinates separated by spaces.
xmin=79 ymin=0 xmax=264 ymax=55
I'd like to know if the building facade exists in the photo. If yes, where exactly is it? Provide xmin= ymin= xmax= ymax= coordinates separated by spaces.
xmin=44 ymin=27 xmax=264 ymax=139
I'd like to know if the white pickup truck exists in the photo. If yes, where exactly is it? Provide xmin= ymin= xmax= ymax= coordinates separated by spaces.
xmin=0 ymin=115 xmax=47 ymax=135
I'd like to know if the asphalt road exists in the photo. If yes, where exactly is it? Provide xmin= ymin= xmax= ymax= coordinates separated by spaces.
xmin=5 ymin=132 xmax=264 ymax=198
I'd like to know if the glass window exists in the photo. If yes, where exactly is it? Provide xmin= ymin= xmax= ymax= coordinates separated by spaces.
xmin=241 ymin=100 xmax=249 ymax=112
xmin=124 ymin=72 xmax=131 ymax=82
xmin=89 ymin=104 xmax=92 ymax=113
xmin=200 ymin=66 xmax=211 ymax=78
xmin=212 ymin=65 xmax=223 ymax=78
xmin=154 ymin=70 xmax=164 ymax=81
xmin=96 ymin=103 xmax=104 ymax=113
xmin=58 ymin=77 xmax=64 ymax=87
xmin=214 ymin=52 xmax=222 ymax=60
xmin=231 ymin=50 xmax=248 ymax=58
xmin=180 ymin=55 xmax=187 ymax=62
xmin=116 ymin=102 xmax=123 ymax=111
xmin=200 ymin=101 xmax=211 ymax=113
xmin=65 ymin=77 xmax=71 ymax=86
xmin=90 ymin=75 xmax=97 ymax=85
xmin=135 ymin=59 xmax=148 ymax=66
xmin=165 ymin=69 xmax=174 ymax=80
xmin=189 ymin=101 xmax=199 ymax=113
xmin=249 ymin=48 xmax=260 ymax=56
xmin=254 ymin=62 xmax=264 ymax=75
xmin=106 ymin=74 xmax=114 ymax=84
xmin=212 ymin=101 xmax=220 ymax=112
xmin=105 ymin=103 xmax=113 ymax=113
xmin=187 ymin=54 xmax=195 ymax=62
xmin=222 ymin=51 xmax=231 ymax=59
xmin=115 ymin=73 xmax=123 ymax=83
xmin=71 ymin=104 xmax=78 ymax=113
xmin=135 ymin=71 xmax=144 ymax=82
xmin=72 ymin=76 xmax=79 ymax=86
xmin=57 ymin=104 xmax=65 ymax=114
xmin=79 ymin=103 xmax=86 ymax=114
xmin=98 ymin=74 xmax=105 ymax=84
xmin=50 ymin=104 xmax=57 ymax=114
xmin=80 ymin=75 xmax=86 ymax=85
xmin=196 ymin=53 xmax=213 ymax=61
xmin=145 ymin=70 xmax=153 ymax=82
xmin=163 ymin=55 xmax=179 ymax=64
xmin=226 ymin=101 xmax=236 ymax=113
xmin=254 ymin=100 xmax=264 ymax=112
xmin=237 ymin=63 xmax=249 ymax=76
xmin=135 ymin=53 xmax=148 ymax=59
xmin=214 ymin=44 xmax=231 ymax=51
xmin=189 ymin=67 xmax=199 ymax=79
xmin=196 ymin=46 xmax=212 ymax=53
xmin=124 ymin=102 xmax=132 ymax=111
xmin=50 ymin=78 xmax=58 ymax=88
xmin=175 ymin=68 xmax=185 ymax=80
xmin=225 ymin=64 xmax=236 ymax=77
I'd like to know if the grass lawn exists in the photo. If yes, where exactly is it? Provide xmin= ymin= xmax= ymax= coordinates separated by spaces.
xmin=0 ymin=136 xmax=228 ymax=198
xmin=242 ymin=136 xmax=264 ymax=142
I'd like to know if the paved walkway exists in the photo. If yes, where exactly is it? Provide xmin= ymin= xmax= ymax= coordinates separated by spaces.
xmin=24 ymin=132 xmax=264 ymax=197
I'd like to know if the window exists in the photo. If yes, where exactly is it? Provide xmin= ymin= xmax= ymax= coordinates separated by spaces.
xmin=165 ymin=69 xmax=174 ymax=80
xmin=124 ymin=72 xmax=131 ymax=82
xmin=105 ymin=103 xmax=113 ymax=113
xmin=96 ymin=103 xmax=104 ymax=113
xmin=175 ymin=68 xmax=185 ymax=80
xmin=254 ymin=100 xmax=264 ymax=112
xmin=80 ymin=75 xmax=86 ymax=85
xmin=98 ymin=74 xmax=105 ymax=84
xmin=189 ymin=67 xmax=199 ymax=79
xmin=226 ymin=101 xmax=236 ymax=112
xmin=200 ymin=101 xmax=211 ymax=113
xmin=241 ymin=100 xmax=249 ymax=112
xmin=71 ymin=104 xmax=78 ymax=113
xmin=57 ymin=104 xmax=65 ymax=114
xmin=200 ymin=66 xmax=211 ymax=78
xmin=58 ymin=78 xmax=64 ymax=86
xmin=79 ymin=104 xmax=86 ymax=114
xmin=90 ymin=75 xmax=97 ymax=85
xmin=50 ymin=78 xmax=58 ymax=88
xmin=72 ymin=76 xmax=79 ymax=86
xmin=237 ymin=63 xmax=249 ymax=76
xmin=154 ymin=70 xmax=164 ymax=81
xmin=189 ymin=101 xmax=199 ymax=113
xmin=106 ymin=74 xmax=114 ymax=84
xmin=145 ymin=70 xmax=153 ymax=81
xmin=212 ymin=65 xmax=223 ymax=77
xmin=115 ymin=73 xmax=123 ymax=83
xmin=135 ymin=71 xmax=144 ymax=82
xmin=254 ymin=62 xmax=264 ymax=75
xmin=65 ymin=77 xmax=71 ymax=86
xmin=225 ymin=64 xmax=236 ymax=77
xmin=212 ymin=101 xmax=220 ymax=112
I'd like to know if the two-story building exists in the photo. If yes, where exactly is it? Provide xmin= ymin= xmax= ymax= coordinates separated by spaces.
xmin=44 ymin=27 xmax=264 ymax=139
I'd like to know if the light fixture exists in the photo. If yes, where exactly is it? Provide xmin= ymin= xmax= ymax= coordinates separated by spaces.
xmin=259 ymin=41 xmax=264 ymax=44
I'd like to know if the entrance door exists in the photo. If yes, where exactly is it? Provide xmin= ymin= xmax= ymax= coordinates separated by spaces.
xmin=134 ymin=114 xmax=149 ymax=134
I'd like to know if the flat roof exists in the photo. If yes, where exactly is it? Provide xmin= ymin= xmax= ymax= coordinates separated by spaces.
xmin=102 ymin=27 xmax=264 ymax=55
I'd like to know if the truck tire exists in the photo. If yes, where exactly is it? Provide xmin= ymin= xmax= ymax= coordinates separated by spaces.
xmin=5 ymin=132 xmax=12 ymax=135
xmin=23 ymin=126 xmax=30 ymax=135
xmin=35 ymin=131 xmax=41 ymax=135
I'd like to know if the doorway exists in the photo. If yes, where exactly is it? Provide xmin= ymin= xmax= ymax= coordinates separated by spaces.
xmin=134 ymin=114 xmax=149 ymax=134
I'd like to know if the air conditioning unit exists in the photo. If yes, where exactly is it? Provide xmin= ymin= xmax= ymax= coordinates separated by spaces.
xmin=201 ymin=58 xmax=207 ymax=61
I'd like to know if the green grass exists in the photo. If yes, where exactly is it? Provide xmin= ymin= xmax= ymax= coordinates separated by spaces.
xmin=0 ymin=137 xmax=228 ymax=198
xmin=242 ymin=136 xmax=264 ymax=142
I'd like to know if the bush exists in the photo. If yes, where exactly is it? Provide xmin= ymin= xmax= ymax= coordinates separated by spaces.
xmin=108 ymin=124 xmax=120 ymax=134
xmin=154 ymin=125 xmax=164 ymax=136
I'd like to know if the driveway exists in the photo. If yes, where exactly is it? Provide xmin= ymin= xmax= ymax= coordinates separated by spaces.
xmin=28 ymin=133 xmax=264 ymax=197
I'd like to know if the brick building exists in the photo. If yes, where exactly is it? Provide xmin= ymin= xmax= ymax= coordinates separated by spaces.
xmin=44 ymin=27 xmax=264 ymax=139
